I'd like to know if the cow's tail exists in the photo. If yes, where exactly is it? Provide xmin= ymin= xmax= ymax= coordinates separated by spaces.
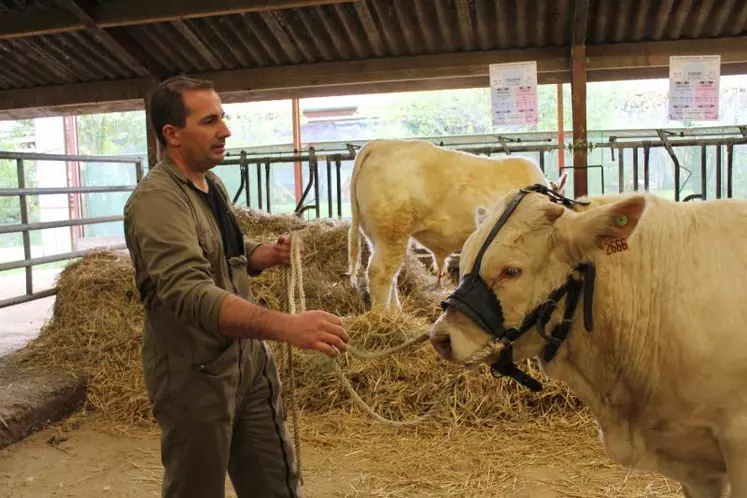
xmin=347 ymin=141 xmax=375 ymax=287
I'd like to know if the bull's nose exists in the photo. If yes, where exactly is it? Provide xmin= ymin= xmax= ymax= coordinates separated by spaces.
xmin=429 ymin=333 xmax=452 ymax=359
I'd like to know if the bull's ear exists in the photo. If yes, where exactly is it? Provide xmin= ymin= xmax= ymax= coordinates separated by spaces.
xmin=564 ymin=195 xmax=646 ymax=254
xmin=474 ymin=206 xmax=490 ymax=228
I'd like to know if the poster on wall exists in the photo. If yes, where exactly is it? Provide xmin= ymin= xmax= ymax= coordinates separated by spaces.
xmin=668 ymin=55 xmax=720 ymax=121
xmin=489 ymin=61 xmax=538 ymax=127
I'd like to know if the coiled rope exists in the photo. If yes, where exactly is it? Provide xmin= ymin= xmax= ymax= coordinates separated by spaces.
xmin=279 ymin=232 xmax=503 ymax=479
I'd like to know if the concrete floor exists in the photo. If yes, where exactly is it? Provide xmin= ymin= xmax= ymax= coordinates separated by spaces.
xmin=0 ymin=269 xmax=58 ymax=358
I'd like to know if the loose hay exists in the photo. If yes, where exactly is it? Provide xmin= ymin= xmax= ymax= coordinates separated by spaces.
xmin=283 ymin=307 xmax=582 ymax=428
xmin=15 ymin=251 xmax=151 ymax=426
xmin=233 ymin=207 xmax=308 ymax=242
xmin=13 ymin=207 xmax=582 ymax=430
xmin=299 ymin=411 xmax=681 ymax=497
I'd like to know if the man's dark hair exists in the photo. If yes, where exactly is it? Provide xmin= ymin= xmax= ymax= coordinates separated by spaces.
xmin=147 ymin=75 xmax=215 ymax=147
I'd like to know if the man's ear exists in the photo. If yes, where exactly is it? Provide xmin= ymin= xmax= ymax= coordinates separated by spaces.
xmin=162 ymin=124 xmax=179 ymax=147
xmin=474 ymin=206 xmax=490 ymax=228
xmin=563 ymin=194 xmax=647 ymax=254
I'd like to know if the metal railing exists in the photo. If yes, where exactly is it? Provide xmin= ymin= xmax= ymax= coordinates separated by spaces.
xmin=222 ymin=145 xmax=357 ymax=218
xmin=219 ymin=126 xmax=746 ymax=222
xmin=1 ymin=125 xmax=745 ymax=309
xmin=0 ymin=151 xmax=144 ymax=309
xmin=600 ymin=126 xmax=747 ymax=201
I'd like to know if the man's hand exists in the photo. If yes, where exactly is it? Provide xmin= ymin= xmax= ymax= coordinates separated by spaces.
xmin=281 ymin=310 xmax=349 ymax=357
xmin=271 ymin=235 xmax=292 ymax=266
xmin=248 ymin=234 xmax=301 ymax=271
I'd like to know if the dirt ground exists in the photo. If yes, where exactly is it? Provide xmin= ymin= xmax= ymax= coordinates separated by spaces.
xmin=0 ymin=409 xmax=683 ymax=498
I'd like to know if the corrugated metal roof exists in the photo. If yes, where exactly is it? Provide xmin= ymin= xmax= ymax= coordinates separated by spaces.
xmin=0 ymin=0 xmax=745 ymax=108
xmin=0 ymin=0 xmax=59 ymax=14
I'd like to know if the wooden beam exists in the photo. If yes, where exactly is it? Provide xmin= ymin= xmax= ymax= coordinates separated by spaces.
xmin=0 ymin=0 xmax=353 ymax=39
xmin=4 ymin=59 xmax=747 ymax=122
xmin=587 ymin=36 xmax=747 ymax=72
xmin=587 ymin=61 xmax=747 ymax=81
xmin=58 ymin=0 xmax=152 ymax=78
xmin=0 ymin=36 xmax=746 ymax=120
xmin=0 ymin=47 xmax=568 ymax=113
xmin=199 ymin=47 xmax=569 ymax=93
xmin=0 ymin=76 xmax=541 ymax=121
xmin=571 ymin=0 xmax=589 ymax=198
xmin=0 ymin=77 xmax=154 ymax=117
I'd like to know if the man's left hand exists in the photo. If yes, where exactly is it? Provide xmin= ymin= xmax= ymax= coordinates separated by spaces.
xmin=249 ymin=234 xmax=300 ymax=271
xmin=271 ymin=235 xmax=292 ymax=266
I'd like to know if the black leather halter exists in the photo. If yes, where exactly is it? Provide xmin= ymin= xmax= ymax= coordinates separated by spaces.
xmin=440 ymin=184 xmax=596 ymax=392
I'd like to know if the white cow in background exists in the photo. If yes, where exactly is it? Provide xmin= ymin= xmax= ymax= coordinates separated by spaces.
xmin=429 ymin=188 xmax=747 ymax=496
xmin=347 ymin=138 xmax=566 ymax=309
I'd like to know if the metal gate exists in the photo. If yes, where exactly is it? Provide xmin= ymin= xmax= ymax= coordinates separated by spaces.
xmin=0 ymin=151 xmax=144 ymax=309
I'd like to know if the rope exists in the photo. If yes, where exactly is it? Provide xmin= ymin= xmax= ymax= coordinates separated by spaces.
xmin=279 ymin=230 xmax=505 ymax=450
xmin=280 ymin=232 xmax=466 ymax=431
xmin=281 ymin=235 xmax=304 ymax=484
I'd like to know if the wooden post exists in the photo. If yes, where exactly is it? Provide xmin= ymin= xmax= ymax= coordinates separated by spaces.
xmin=570 ymin=0 xmax=589 ymax=198
xmin=571 ymin=45 xmax=588 ymax=198
xmin=556 ymin=82 xmax=565 ymax=175
xmin=292 ymin=98 xmax=303 ymax=203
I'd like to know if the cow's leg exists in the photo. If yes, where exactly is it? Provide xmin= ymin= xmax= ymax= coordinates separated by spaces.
xmin=625 ymin=450 xmax=727 ymax=497
xmin=680 ymin=477 xmax=728 ymax=498
xmin=718 ymin=418 xmax=747 ymax=496
xmin=366 ymin=237 xmax=408 ymax=310
xmin=431 ymin=250 xmax=450 ymax=289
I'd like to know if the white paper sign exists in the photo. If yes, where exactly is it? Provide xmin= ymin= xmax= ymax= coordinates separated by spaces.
xmin=489 ymin=61 xmax=538 ymax=126
xmin=668 ymin=55 xmax=720 ymax=121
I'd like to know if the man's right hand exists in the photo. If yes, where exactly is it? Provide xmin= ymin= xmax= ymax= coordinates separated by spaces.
xmin=283 ymin=310 xmax=349 ymax=357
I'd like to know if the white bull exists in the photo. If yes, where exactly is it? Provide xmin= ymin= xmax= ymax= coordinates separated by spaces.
xmin=347 ymin=138 xmax=566 ymax=309
xmin=429 ymin=188 xmax=747 ymax=496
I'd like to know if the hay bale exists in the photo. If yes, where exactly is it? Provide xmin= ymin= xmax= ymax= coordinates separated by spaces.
xmin=233 ymin=207 xmax=308 ymax=243
xmin=15 ymin=250 xmax=151 ymax=426
xmin=14 ymin=208 xmax=581 ymax=429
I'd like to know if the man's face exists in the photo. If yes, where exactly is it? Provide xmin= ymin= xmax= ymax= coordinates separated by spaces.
xmin=166 ymin=89 xmax=231 ymax=169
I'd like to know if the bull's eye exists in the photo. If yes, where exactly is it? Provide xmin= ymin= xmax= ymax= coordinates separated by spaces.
xmin=501 ymin=266 xmax=522 ymax=279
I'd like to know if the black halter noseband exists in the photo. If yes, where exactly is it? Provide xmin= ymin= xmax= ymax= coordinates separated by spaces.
xmin=440 ymin=184 xmax=596 ymax=392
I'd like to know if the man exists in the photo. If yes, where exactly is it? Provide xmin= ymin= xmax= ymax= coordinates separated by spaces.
xmin=123 ymin=75 xmax=349 ymax=498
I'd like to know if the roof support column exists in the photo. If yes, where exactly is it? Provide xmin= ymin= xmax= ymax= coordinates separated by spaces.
xmin=571 ymin=0 xmax=589 ymax=198
xmin=571 ymin=45 xmax=588 ymax=198
xmin=292 ymin=98 xmax=303 ymax=203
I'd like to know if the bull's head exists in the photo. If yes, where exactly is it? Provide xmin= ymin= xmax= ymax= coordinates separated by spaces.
xmin=429 ymin=187 xmax=646 ymax=378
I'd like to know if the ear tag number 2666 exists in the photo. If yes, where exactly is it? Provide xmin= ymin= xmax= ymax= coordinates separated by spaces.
xmin=606 ymin=238 xmax=628 ymax=255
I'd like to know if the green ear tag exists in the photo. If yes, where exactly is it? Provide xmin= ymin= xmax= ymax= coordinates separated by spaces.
xmin=615 ymin=215 xmax=628 ymax=227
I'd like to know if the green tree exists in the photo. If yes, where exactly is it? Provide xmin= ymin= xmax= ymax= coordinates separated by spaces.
xmin=223 ymin=101 xmax=294 ymax=147
xmin=0 ymin=120 xmax=36 ymax=249
xmin=376 ymin=85 xmax=559 ymax=138
xmin=0 ymin=120 xmax=36 ymax=222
